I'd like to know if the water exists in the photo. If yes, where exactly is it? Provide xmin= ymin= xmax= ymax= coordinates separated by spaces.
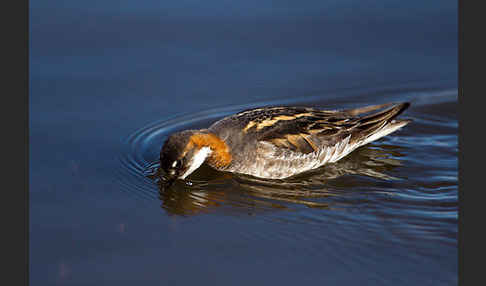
xmin=30 ymin=1 xmax=457 ymax=285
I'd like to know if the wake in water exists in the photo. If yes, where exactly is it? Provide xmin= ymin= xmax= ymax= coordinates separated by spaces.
xmin=115 ymin=87 xmax=456 ymax=243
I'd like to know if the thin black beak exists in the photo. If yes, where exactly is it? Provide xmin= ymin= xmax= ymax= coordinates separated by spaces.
xmin=158 ymin=168 xmax=180 ymax=189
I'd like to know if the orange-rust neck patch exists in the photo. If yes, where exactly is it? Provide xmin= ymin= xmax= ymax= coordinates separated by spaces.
xmin=187 ymin=133 xmax=232 ymax=168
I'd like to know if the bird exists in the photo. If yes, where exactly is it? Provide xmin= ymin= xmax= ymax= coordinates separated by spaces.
xmin=159 ymin=102 xmax=411 ymax=183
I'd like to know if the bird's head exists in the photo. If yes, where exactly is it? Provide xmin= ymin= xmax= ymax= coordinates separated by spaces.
xmin=159 ymin=130 xmax=213 ymax=183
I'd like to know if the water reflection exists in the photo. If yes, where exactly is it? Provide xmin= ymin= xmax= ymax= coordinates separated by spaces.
xmin=151 ymin=143 xmax=406 ymax=216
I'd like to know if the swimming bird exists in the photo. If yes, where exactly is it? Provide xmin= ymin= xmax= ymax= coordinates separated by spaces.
xmin=159 ymin=102 xmax=411 ymax=182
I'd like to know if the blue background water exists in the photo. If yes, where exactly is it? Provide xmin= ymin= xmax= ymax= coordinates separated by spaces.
xmin=30 ymin=1 xmax=457 ymax=285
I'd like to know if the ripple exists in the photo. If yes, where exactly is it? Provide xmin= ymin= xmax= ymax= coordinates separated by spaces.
xmin=115 ymin=86 xmax=457 ymax=248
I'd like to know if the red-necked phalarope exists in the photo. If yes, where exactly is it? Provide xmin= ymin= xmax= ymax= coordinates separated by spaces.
xmin=160 ymin=102 xmax=411 ymax=181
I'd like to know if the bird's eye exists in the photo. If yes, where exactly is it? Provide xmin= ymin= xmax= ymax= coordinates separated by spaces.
xmin=172 ymin=160 xmax=182 ymax=169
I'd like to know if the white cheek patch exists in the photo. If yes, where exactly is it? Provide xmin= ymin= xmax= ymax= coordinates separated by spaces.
xmin=180 ymin=147 xmax=212 ymax=179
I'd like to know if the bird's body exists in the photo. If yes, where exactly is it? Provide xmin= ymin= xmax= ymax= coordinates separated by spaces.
xmin=159 ymin=102 xmax=411 ymax=181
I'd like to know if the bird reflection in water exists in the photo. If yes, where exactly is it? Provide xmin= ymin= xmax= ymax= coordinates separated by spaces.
xmin=148 ymin=144 xmax=406 ymax=216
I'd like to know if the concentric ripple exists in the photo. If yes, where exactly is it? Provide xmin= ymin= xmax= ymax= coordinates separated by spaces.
xmin=116 ymin=86 xmax=457 ymax=240
xmin=114 ymin=85 xmax=458 ymax=265
xmin=115 ymin=93 xmax=330 ymax=202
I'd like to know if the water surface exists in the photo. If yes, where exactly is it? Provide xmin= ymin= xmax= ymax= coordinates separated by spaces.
xmin=30 ymin=1 xmax=457 ymax=285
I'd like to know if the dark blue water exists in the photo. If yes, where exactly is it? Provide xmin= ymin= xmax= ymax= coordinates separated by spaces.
xmin=30 ymin=1 xmax=457 ymax=285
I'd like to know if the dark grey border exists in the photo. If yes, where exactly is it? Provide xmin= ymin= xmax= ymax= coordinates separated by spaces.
xmin=5 ymin=0 xmax=29 ymax=284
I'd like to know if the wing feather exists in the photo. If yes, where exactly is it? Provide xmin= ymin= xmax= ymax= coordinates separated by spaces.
xmin=249 ymin=103 xmax=410 ymax=155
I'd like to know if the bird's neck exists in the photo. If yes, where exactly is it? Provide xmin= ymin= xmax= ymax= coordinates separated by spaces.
xmin=188 ymin=132 xmax=232 ymax=168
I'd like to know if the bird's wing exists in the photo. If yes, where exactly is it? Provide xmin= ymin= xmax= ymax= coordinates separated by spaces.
xmin=241 ymin=103 xmax=410 ymax=154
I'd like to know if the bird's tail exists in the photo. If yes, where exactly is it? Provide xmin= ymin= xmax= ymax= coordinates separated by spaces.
xmin=346 ymin=102 xmax=412 ymax=146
